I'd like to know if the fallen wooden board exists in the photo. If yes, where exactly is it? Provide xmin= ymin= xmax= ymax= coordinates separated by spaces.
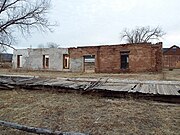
xmin=0 ymin=76 xmax=179 ymax=96
xmin=0 ymin=120 xmax=89 ymax=135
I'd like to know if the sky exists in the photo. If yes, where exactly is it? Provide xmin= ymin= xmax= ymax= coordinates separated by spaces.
xmin=13 ymin=0 xmax=180 ymax=52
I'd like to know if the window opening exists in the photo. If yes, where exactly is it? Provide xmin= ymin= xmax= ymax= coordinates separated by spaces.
xmin=84 ymin=55 xmax=95 ymax=72
xmin=63 ymin=54 xmax=69 ymax=69
xmin=43 ymin=55 xmax=49 ymax=68
xmin=120 ymin=52 xmax=129 ymax=69
xmin=17 ymin=55 xmax=22 ymax=68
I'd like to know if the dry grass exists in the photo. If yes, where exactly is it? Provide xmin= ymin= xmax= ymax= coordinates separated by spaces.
xmin=162 ymin=69 xmax=180 ymax=81
xmin=2 ymin=68 xmax=180 ymax=81
xmin=0 ymin=90 xmax=179 ymax=135
xmin=0 ymin=68 xmax=179 ymax=134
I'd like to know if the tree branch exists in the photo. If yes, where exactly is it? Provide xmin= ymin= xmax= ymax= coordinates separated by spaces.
xmin=0 ymin=0 xmax=54 ymax=47
xmin=0 ymin=42 xmax=16 ymax=50
xmin=120 ymin=26 xmax=165 ymax=44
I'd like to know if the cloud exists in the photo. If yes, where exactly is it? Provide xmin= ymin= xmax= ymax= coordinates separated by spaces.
xmin=164 ymin=32 xmax=180 ymax=47
xmin=11 ymin=0 xmax=180 ymax=50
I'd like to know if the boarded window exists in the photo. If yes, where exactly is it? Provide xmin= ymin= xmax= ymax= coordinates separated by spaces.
xmin=17 ymin=55 xmax=22 ymax=68
xmin=120 ymin=52 xmax=129 ymax=69
xmin=63 ymin=54 xmax=69 ymax=69
xmin=43 ymin=55 xmax=49 ymax=69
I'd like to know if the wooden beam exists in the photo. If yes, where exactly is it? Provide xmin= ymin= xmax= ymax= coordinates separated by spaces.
xmin=0 ymin=120 xmax=89 ymax=135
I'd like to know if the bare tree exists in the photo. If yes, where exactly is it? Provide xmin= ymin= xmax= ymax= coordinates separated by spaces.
xmin=47 ymin=42 xmax=59 ymax=48
xmin=0 ymin=45 xmax=7 ymax=53
xmin=38 ymin=42 xmax=59 ymax=48
xmin=0 ymin=45 xmax=7 ymax=63
xmin=0 ymin=0 xmax=53 ymax=49
xmin=37 ymin=43 xmax=45 ymax=48
xmin=120 ymin=26 xmax=165 ymax=43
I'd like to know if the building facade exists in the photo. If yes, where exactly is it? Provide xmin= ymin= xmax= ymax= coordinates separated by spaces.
xmin=69 ymin=42 xmax=162 ymax=73
xmin=13 ymin=42 xmax=163 ymax=73
xmin=0 ymin=53 xmax=13 ymax=62
xmin=163 ymin=45 xmax=180 ymax=69
xmin=13 ymin=48 xmax=70 ymax=71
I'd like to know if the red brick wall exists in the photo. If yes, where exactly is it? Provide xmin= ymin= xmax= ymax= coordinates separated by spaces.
xmin=163 ymin=55 xmax=180 ymax=68
xmin=69 ymin=43 xmax=162 ymax=73
xmin=163 ymin=45 xmax=180 ymax=68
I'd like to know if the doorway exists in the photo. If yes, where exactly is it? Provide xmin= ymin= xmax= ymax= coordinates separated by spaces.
xmin=43 ymin=55 xmax=49 ymax=69
xmin=120 ymin=52 xmax=129 ymax=69
xmin=17 ymin=55 xmax=22 ymax=68
xmin=84 ymin=55 xmax=95 ymax=73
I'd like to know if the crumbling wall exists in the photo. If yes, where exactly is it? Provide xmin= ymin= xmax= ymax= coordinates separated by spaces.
xmin=69 ymin=43 xmax=163 ymax=73
xmin=13 ymin=43 xmax=163 ymax=73
xmin=163 ymin=46 xmax=180 ymax=69
xmin=69 ymin=47 xmax=98 ymax=72
xmin=13 ymin=48 xmax=69 ymax=71
xmin=13 ymin=49 xmax=29 ymax=69
xmin=97 ymin=43 xmax=162 ymax=73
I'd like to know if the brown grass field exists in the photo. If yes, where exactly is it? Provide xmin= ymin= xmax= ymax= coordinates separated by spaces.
xmin=0 ymin=68 xmax=180 ymax=134
xmin=0 ymin=90 xmax=180 ymax=135
xmin=0 ymin=68 xmax=180 ymax=81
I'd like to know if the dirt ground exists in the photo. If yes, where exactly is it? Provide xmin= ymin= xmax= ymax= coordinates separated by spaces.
xmin=0 ymin=90 xmax=180 ymax=135
xmin=0 ymin=68 xmax=180 ymax=81
xmin=0 ymin=69 xmax=179 ymax=134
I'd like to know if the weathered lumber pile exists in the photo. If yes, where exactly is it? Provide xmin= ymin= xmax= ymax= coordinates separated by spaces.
xmin=0 ymin=75 xmax=180 ymax=102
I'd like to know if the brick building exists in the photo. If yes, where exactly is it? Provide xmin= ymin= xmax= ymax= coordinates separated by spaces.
xmin=69 ymin=42 xmax=162 ymax=73
xmin=163 ymin=45 xmax=180 ymax=69
xmin=13 ymin=43 xmax=163 ymax=73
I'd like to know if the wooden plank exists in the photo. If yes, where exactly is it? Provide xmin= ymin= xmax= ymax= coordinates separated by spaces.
xmin=0 ymin=120 xmax=88 ymax=135
xmin=127 ymin=83 xmax=138 ymax=93
xmin=140 ymin=84 xmax=149 ymax=94
xmin=168 ymin=85 xmax=180 ymax=95
xmin=102 ymin=83 xmax=129 ymax=86
xmin=0 ymin=76 xmax=179 ymax=97
xmin=157 ymin=85 xmax=166 ymax=95
xmin=149 ymin=84 xmax=157 ymax=94
xmin=161 ymin=85 xmax=170 ymax=95
xmin=122 ymin=84 xmax=136 ymax=92
xmin=97 ymin=85 xmax=126 ymax=92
